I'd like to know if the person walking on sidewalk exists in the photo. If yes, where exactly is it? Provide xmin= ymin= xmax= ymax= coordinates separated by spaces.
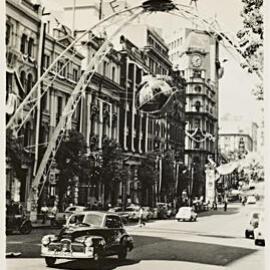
xmin=224 ymin=196 xmax=228 ymax=212
xmin=41 ymin=203 xmax=49 ymax=224
xmin=138 ymin=207 xmax=145 ymax=227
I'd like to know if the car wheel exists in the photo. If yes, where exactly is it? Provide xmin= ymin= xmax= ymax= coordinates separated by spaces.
xmin=245 ymin=231 xmax=250 ymax=238
xmin=45 ymin=257 xmax=56 ymax=267
xmin=177 ymin=219 xmax=180 ymax=222
xmin=118 ymin=246 xmax=128 ymax=260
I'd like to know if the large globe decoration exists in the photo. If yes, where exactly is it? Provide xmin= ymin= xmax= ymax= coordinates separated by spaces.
xmin=135 ymin=75 xmax=176 ymax=114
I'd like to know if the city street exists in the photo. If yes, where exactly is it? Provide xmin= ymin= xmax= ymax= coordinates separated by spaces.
xmin=6 ymin=202 xmax=265 ymax=270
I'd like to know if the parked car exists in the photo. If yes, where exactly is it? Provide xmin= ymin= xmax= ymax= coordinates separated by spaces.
xmin=54 ymin=206 xmax=87 ymax=227
xmin=249 ymin=180 xmax=256 ymax=190
xmin=254 ymin=216 xmax=265 ymax=246
xmin=245 ymin=211 xmax=261 ymax=238
xmin=41 ymin=211 xmax=134 ymax=267
xmin=108 ymin=207 xmax=129 ymax=224
xmin=175 ymin=207 xmax=197 ymax=222
xmin=125 ymin=205 xmax=140 ymax=221
xmin=142 ymin=207 xmax=153 ymax=220
xmin=246 ymin=195 xmax=256 ymax=204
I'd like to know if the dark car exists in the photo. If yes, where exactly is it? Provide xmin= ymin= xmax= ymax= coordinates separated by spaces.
xmin=41 ymin=211 xmax=134 ymax=267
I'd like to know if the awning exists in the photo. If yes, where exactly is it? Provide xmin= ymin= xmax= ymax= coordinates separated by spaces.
xmin=216 ymin=161 xmax=239 ymax=175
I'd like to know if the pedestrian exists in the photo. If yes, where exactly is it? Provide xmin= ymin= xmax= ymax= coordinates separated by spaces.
xmin=138 ymin=207 xmax=145 ymax=227
xmin=41 ymin=203 xmax=49 ymax=224
xmin=224 ymin=197 xmax=228 ymax=212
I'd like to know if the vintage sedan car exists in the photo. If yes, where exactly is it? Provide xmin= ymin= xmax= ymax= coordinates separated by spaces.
xmin=245 ymin=211 xmax=261 ymax=239
xmin=41 ymin=211 xmax=134 ymax=267
xmin=53 ymin=206 xmax=87 ymax=227
xmin=175 ymin=207 xmax=197 ymax=222
xmin=254 ymin=216 xmax=265 ymax=246
xmin=108 ymin=207 xmax=129 ymax=224
xmin=246 ymin=195 xmax=256 ymax=204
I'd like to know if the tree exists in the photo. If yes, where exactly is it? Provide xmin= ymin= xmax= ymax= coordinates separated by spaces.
xmin=55 ymin=129 xmax=88 ymax=205
xmin=100 ymin=139 xmax=124 ymax=205
xmin=6 ymin=129 xmax=33 ymax=180
xmin=138 ymin=153 xmax=158 ymax=206
xmin=237 ymin=0 xmax=263 ymax=99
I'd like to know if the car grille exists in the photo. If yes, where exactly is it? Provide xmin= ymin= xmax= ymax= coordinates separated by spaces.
xmin=48 ymin=241 xmax=85 ymax=253
xmin=48 ymin=243 xmax=62 ymax=252
xmin=71 ymin=243 xmax=85 ymax=252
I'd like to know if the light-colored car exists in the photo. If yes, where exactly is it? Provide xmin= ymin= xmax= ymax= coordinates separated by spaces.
xmin=125 ymin=206 xmax=140 ymax=220
xmin=175 ymin=207 xmax=197 ymax=222
xmin=142 ymin=207 xmax=153 ymax=220
xmin=254 ymin=216 xmax=265 ymax=246
xmin=245 ymin=211 xmax=261 ymax=238
xmin=247 ymin=195 xmax=256 ymax=204
xmin=54 ymin=206 xmax=87 ymax=226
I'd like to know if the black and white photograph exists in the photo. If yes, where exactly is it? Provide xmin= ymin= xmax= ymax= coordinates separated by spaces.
xmin=3 ymin=0 xmax=269 ymax=269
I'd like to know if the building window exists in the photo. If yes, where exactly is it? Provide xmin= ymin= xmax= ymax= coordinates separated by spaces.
xmin=56 ymin=96 xmax=63 ymax=122
xmin=193 ymin=70 xmax=202 ymax=78
xmin=103 ymin=61 xmax=107 ymax=76
xmin=195 ymin=101 xmax=201 ymax=112
xmin=27 ymin=74 xmax=33 ymax=92
xmin=73 ymin=68 xmax=78 ymax=81
xmin=20 ymin=34 xmax=27 ymax=54
xmin=43 ymin=54 xmax=50 ymax=69
xmin=6 ymin=73 xmax=13 ymax=94
xmin=194 ymin=118 xmax=200 ymax=129
xmin=194 ymin=85 xmax=201 ymax=92
xmin=112 ymin=66 xmax=115 ymax=81
xmin=57 ymin=61 xmax=66 ymax=77
xmin=6 ymin=23 xmax=11 ymax=46
xmin=20 ymin=71 xmax=26 ymax=90
xmin=28 ymin=38 xmax=34 ymax=57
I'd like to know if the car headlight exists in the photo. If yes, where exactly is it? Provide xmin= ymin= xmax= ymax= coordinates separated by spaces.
xmin=84 ymin=238 xmax=93 ymax=247
xmin=42 ymin=235 xmax=56 ymax=246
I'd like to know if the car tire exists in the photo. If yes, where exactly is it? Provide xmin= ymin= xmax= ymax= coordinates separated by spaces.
xmin=245 ymin=230 xmax=250 ymax=238
xmin=177 ymin=219 xmax=180 ymax=222
xmin=118 ymin=246 xmax=128 ymax=260
xmin=45 ymin=257 xmax=56 ymax=267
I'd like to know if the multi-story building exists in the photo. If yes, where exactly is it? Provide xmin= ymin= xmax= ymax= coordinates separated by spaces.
xmin=6 ymin=0 xmax=84 ymax=209
xmin=167 ymin=28 xmax=223 ymax=198
xmin=118 ymin=26 xmax=186 ymax=206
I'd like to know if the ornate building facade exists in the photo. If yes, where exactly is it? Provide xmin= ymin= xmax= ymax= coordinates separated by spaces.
xmin=168 ymin=28 xmax=223 ymax=198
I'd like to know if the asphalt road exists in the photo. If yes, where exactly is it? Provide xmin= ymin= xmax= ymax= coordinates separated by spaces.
xmin=6 ymin=201 xmax=265 ymax=270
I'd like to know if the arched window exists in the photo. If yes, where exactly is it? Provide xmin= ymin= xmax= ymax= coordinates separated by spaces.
xmin=195 ymin=101 xmax=201 ymax=112
xmin=27 ymin=74 xmax=33 ymax=93
xmin=20 ymin=71 xmax=26 ymax=89
xmin=28 ymin=38 xmax=34 ymax=57
xmin=194 ymin=85 xmax=201 ymax=92
xmin=20 ymin=34 xmax=27 ymax=54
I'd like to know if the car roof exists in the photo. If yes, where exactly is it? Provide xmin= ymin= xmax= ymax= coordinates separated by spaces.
xmin=70 ymin=211 xmax=120 ymax=217
xmin=179 ymin=207 xmax=192 ymax=210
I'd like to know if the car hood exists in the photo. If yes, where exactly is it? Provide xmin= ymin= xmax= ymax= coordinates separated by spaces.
xmin=59 ymin=226 xmax=125 ymax=241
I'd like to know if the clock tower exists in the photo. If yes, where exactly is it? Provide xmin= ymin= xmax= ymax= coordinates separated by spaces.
xmin=168 ymin=28 xmax=223 ymax=199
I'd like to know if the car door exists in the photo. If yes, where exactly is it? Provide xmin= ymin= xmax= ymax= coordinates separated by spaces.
xmin=104 ymin=215 xmax=123 ymax=255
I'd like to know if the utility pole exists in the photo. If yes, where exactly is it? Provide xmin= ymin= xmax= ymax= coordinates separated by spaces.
xmin=72 ymin=0 xmax=76 ymax=37
xmin=99 ymin=0 xmax=103 ymax=20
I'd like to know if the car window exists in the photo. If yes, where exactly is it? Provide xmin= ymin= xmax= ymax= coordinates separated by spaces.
xmin=69 ymin=214 xmax=84 ymax=225
xmin=83 ymin=214 xmax=103 ymax=226
xmin=105 ymin=215 xmax=123 ymax=228
xmin=67 ymin=207 xmax=76 ymax=212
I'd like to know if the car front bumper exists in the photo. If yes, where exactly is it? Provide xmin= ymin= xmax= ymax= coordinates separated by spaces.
xmin=41 ymin=245 xmax=95 ymax=259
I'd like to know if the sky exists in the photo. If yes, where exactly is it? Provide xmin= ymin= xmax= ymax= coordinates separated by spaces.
xmin=42 ymin=0 xmax=263 ymax=126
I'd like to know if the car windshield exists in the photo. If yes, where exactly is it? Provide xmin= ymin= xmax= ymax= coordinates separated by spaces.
xmin=68 ymin=213 xmax=103 ymax=226
xmin=179 ymin=208 xmax=191 ymax=213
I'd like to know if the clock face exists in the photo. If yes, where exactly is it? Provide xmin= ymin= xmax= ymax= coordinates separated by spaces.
xmin=191 ymin=55 xmax=202 ymax=67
